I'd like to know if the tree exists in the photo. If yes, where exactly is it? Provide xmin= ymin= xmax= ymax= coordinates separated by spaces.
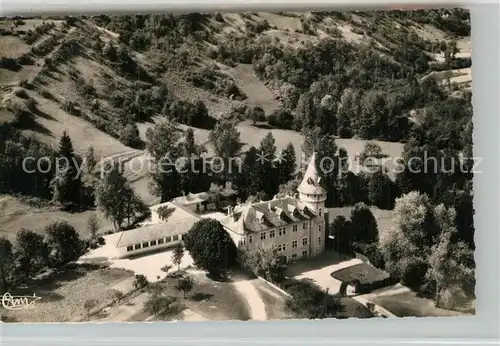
xmin=51 ymin=131 xmax=83 ymax=208
xmin=178 ymin=128 xmax=208 ymax=194
xmin=239 ymin=244 xmax=285 ymax=282
xmin=45 ymin=221 xmax=85 ymax=267
xmin=425 ymin=205 xmax=474 ymax=308
xmin=172 ymin=243 xmax=184 ymax=271
xmin=328 ymin=216 xmax=352 ymax=252
xmin=176 ymin=275 xmax=194 ymax=298
xmin=0 ymin=237 xmax=14 ymax=293
xmin=85 ymin=145 xmax=97 ymax=175
xmin=87 ymin=214 xmax=100 ymax=241
xmin=276 ymin=143 xmax=296 ymax=186
xmin=15 ymin=229 xmax=49 ymax=280
xmin=183 ymin=219 xmax=238 ymax=278
xmin=378 ymin=191 xmax=438 ymax=289
xmin=97 ymin=162 xmax=144 ymax=230
xmin=144 ymin=294 xmax=178 ymax=319
xmin=145 ymin=119 xmax=182 ymax=202
xmin=358 ymin=141 xmax=384 ymax=165
xmin=350 ymin=203 xmax=378 ymax=244
xmin=284 ymin=280 xmax=346 ymax=319
xmin=247 ymin=106 xmax=265 ymax=125
xmin=367 ymin=168 xmax=400 ymax=209
xmin=256 ymin=132 xmax=279 ymax=197
xmin=133 ymin=274 xmax=149 ymax=289
xmin=234 ymin=146 xmax=260 ymax=200
xmin=209 ymin=120 xmax=241 ymax=179
xmin=119 ymin=123 xmax=142 ymax=148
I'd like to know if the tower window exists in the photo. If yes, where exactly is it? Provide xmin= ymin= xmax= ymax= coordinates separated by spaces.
xmin=319 ymin=208 xmax=322 ymax=216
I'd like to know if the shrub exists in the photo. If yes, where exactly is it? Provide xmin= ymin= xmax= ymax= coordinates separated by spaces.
xmin=13 ymin=88 xmax=29 ymax=99
xmin=0 ymin=57 xmax=20 ymax=71
xmin=133 ymin=274 xmax=149 ymax=289
xmin=267 ymin=108 xmax=294 ymax=129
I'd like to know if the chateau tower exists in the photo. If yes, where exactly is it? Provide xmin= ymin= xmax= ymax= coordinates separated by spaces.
xmin=297 ymin=152 xmax=328 ymax=256
xmin=297 ymin=152 xmax=327 ymax=217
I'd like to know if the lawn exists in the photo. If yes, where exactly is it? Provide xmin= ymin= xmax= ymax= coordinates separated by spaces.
xmin=0 ymin=195 xmax=114 ymax=242
xmin=370 ymin=291 xmax=474 ymax=318
xmin=235 ymin=121 xmax=404 ymax=179
xmin=131 ymin=269 xmax=252 ymax=321
xmin=0 ymin=263 xmax=134 ymax=322
xmin=253 ymin=278 xmax=295 ymax=320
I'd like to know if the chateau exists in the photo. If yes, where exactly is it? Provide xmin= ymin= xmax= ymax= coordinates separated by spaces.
xmin=112 ymin=152 xmax=328 ymax=261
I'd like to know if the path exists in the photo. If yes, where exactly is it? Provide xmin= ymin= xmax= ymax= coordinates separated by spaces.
xmin=232 ymin=278 xmax=267 ymax=321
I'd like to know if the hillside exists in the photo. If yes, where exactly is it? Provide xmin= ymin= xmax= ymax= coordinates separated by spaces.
xmin=1 ymin=10 xmax=472 ymax=237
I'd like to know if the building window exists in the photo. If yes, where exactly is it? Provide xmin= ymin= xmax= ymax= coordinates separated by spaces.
xmin=277 ymin=245 xmax=282 ymax=252
xmin=292 ymin=253 xmax=298 ymax=259
xmin=158 ymin=238 xmax=164 ymax=245
xmin=282 ymin=228 xmax=286 ymax=235
xmin=302 ymin=250 xmax=308 ymax=257
xmin=283 ymin=256 xmax=287 ymax=264
xmin=303 ymin=222 xmax=307 ymax=230
xmin=260 ymin=232 xmax=266 ymax=240
xmin=269 ymin=230 xmax=275 ymax=238
xmin=302 ymin=237 xmax=308 ymax=246
xmin=319 ymin=208 xmax=322 ymax=216
xmin=134 ymin=244 xmax=141 ymax=250
xmin=292 ymin=240 xmax=298 ymax=248
xmin=173 ymin=235 xmax=179 ymax=241
xmin=282 ymin=244 xmax=286 ymax=252
xmin=150 ymin=240 xmax=157 ymax=246
xmin=142 ymin=242 xmax=149 ymax=248
xmin=318 ymin=237 xmax=321 ymax=244
xmin=166 ymin=236 xmax=172 ymax=242
xmin=249 ymin=235 xmax=253 ymax=243
xmin=127 ymin=246 xmax=133 ymax=252
xmin=238 ymin=240 xmax=243 ymax=246
xmin=318 ymin=225 xmax=322 ymax=233
xmin=292 ymin=225 xmax=298 ymax=232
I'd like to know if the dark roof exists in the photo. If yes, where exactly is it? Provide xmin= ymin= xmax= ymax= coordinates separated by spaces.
xmin=331 ymin=262 xmax=390 ymax=285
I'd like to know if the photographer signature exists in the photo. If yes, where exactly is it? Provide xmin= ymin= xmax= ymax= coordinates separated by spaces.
xmin=1 ymin=292 xmax=40 ymax=310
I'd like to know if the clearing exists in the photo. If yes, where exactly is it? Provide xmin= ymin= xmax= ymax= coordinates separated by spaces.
xmin=0 ymin=195 xmax=113 ymax=242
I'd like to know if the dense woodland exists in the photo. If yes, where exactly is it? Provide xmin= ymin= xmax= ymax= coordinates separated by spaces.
xmin=1 ymin=10 xmax=474 ymax=311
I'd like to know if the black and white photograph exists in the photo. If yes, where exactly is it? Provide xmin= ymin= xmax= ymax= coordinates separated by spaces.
xmin=0 ymin=8 xmax=475 ymax=323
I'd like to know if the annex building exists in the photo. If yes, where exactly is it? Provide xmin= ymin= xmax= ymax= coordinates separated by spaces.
xmin=112 ymin=152 xmax=329 ymax=262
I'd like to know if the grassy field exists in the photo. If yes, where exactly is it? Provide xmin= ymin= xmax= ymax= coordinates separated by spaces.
xmin=370 ymin=291 xmax=474 ymax=318
xmin=0 ymin=195 xmax=114 ymax=242
xmin=0 ymin=263 xmax=134 ymax=322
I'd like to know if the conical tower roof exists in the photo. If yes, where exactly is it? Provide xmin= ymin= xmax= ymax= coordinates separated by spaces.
xmin=297 ymin=152 xmax=327 ymax=195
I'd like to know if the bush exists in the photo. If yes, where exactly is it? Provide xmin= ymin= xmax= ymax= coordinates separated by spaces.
xmin=133 ymin=274 xmax=149 ymax=289
xmin=13 ymin=88 xmax=29 ymax=99
xmin=119 ymin=123 xmax=142 ymax=148
xmin=97 ymin=236 xmax=105 ymax=245
xmin=0 ymin=57 xmax=20 ymax=71
xmin=267 ymin=108 xmax=294 ymax=129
